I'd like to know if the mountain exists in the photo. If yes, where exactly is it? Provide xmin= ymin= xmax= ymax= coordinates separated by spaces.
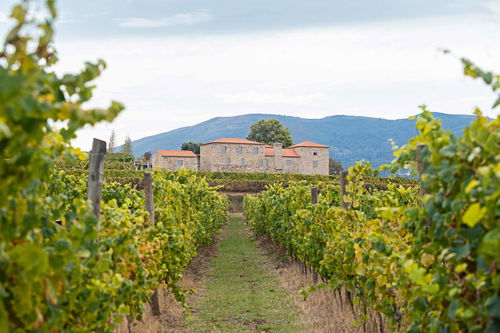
xmin=126 ymin=113 xmax=478 ymax=168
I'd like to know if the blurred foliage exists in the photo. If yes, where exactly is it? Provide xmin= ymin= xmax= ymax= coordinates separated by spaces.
xmin=0 ymin=1 xmax=227 ymax=331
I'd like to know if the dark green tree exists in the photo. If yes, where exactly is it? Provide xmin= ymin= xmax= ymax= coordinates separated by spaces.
xmin=181 ymin=141 xmax=201 ymax=154
xmin=246 ymin=119 xmax=293 ymax=147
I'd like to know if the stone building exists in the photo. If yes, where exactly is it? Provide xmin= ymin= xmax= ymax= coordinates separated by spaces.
xmin=152 ymin=150 xmax=198 ymax=171
xmin=199 ymin=138 xmax=329 ymax=175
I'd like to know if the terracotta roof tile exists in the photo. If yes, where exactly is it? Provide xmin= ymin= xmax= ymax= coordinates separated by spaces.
xmin=157 ymin=150 xmax=197 ymax=157
xmin=202 ymin=138 xmax=263 ymax=145
xmin=289 ymin=141 xmax=329 ymax=148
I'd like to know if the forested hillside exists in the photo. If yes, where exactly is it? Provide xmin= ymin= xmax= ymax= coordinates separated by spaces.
xmin=127 ymin=112 xmax=477 ymax=168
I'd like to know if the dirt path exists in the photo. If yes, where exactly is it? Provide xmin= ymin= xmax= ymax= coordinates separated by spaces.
xmin=172 ymin=214 xmax=303 ymax=332
xmin=128 ymin=214 xmax=383 ymax=333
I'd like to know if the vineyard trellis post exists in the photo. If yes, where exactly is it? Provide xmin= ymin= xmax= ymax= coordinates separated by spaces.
xmin=340 ymin=170 xmax=350 ymax=210
xmin=310 ymin=187 xmax=321 ymax=281
xmin=143 ymin=172 xmax=161 ymax=317
xmin=150 ymin=284 xmax=161 ymax=318
xmin=311 ymin=187 xmax=319 ymax=204
xmin=88 ymin=138 xmax=106 ymax=219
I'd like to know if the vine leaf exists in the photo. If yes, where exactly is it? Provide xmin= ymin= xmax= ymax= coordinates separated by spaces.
xmin=462 ymin=203 xmax=486 ymax=227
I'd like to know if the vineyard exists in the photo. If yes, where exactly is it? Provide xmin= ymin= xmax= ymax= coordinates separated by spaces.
xmin=53 ymin=165 xmax=227 ymax=331
xmin=3 ymin=146 xmax=228 ymax=332
xmin=0 ymin=3 xmax=230 ymax=331
xmin=202 ymin=171 xmax=415 ymax=194
xmin=50 ymin=166 xmax=416 ymax=194
xmin=244 ymin=110 xmax=500 ymax=332
xmin=1 ymin=0 xmax=500 ymax=332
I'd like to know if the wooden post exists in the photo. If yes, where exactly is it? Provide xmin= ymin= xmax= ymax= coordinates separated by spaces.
xmin=142 ymin=172 xmax=161 ymax=316
xmin=143 ymin=172 xmax=155 ymax=225
xmin=416 ymin=144 xmax=427 ymax=196
xmin=340 ymin=170 xmax=350 ymax=210
xmin=311 ymin=187 xmax=319 ymax=204
xmin=87 ymin=138 xmax=106 ymax=219
xmin=150 ymin=289 xmax=161 ymax=317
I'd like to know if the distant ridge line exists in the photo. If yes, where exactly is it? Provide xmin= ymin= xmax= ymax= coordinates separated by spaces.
xmin=121 ymin=112 xmax=478 ymax=168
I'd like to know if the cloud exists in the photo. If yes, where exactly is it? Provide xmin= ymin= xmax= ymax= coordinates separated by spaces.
xmin=116 ymin=10 xmax=212 ymax=28
xmin=216 ymin=91 xmax=323 ymax=106
xmin=53 ymin=12 xmax=500 ymax=150
xmin=58 ymin=15 xmax=81 ymax=25
xmin=59 ymin=19 xmax=81 ymax=24
xmin=0 ymin=12 xmax=9 ymax=23
xmin=457 ymin=96 xmax=494 ymax=103
xmin=482 ymin=0 xmax=500 ymax=15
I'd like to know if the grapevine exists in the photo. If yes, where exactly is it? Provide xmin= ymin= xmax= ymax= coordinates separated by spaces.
xmin=245 ymin=105 xmax=499 ymax=331
xmin=0 ymin=1 xmax=228 ymax=331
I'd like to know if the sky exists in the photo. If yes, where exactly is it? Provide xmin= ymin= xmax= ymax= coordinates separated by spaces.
xmin=0 ymin=0 xmax=499 ymax=150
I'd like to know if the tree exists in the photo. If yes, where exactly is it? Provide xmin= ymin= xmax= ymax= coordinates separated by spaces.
xmin=329 ymin=158 xmax=343 ymax=176
xmin=247 ymin=119 xmax=293 ymax=147
xmin=143 ymin=151 xmax=152 ymax=162
xmin=122 ymin=136 xmax=132 ymax=155
xmin=181 ymin=141 xmax=201 ymax=154
xmin=108 ymin=129 xmax=116 ymax=153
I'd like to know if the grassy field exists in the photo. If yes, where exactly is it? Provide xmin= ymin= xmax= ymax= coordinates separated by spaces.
xmin=185 ymin=215 xmax=302 ymax=332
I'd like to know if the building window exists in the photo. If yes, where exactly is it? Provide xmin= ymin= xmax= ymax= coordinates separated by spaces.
xmin=177 ymin=160 xmax=183 ymax=166
xmin=313 ymin=151 xmax=318 ymax=156
xmin=286 ymin=159 xmax=292 ymax=167
xmin=240 ymin=158 xmax=245 ymax=166
xmin=258 ymin=159 xmax=263 ymax=167
xmin=264 ymin=159 xmax=269 ymax=167
xmin=225 ymin=157 xmax=231 ymax=165
xmin=253 ymin=146 xmax=259 ymax=154
xmin=313 ymin=161 xmax=318 ymax=168
xmin=220 ymin=146 xmax=227 ymax=153
xmin=236 ymin=146 xmax=243 ymax=154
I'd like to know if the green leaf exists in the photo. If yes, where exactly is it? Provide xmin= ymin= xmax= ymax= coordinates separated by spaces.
xmin=465 ymin=179 xmax=478 ymax=194
xmin=493 ymin=95 xmax=500 ymax=109
xmin=486 ymin=295 xmax=500 ymax=318
xmin=404 ymin=260 xmax=426 ymax=284
xmin=421 ymin=253 xmax=435 ymax=267
xmin=0 ymin=122 xmax=12 ymax=139
xmin=9 ymin=243 xmax=48 ymax=275
xmin=55 ymin=239 xmax=71 ymax=251
xmin=462 ymin=203 xmax=486 ymax=227
xmin=479 ymin=228 xmax=500 ymax=260
xmin=486 ymin=321 xmax=500 ymax=333
xmin=481 ymin=71 xmax=493 ymax=84
xmin=47 ymin=0 xmax=57 ymax=18
xmin=451 ymin=243 xmax=471 ymax=260
xmin=0 ymin=303 xmax=7 ymax=333
xmin=447 ymin=300 xmax=460 ymax=319
xmin=10 ymin=5 xmax=27 ymax=22
xmin=77 ymin=249 xmax=91 ymax=258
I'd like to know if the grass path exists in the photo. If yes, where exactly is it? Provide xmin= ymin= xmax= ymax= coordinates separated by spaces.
xmin=185 ymin=215 xmax=302 ymax=332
